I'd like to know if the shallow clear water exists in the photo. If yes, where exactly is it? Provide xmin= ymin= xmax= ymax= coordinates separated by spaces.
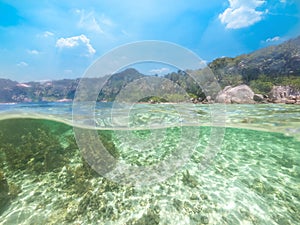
xmin=0 ymin=103 xmax=299 ymax=224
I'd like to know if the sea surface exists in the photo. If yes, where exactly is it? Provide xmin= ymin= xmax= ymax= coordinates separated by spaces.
xmin=0 ymin=102 xmax=299 ymax=225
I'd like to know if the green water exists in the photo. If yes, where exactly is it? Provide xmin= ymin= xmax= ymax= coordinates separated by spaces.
xmin=0 ymin=118 xmax=299 ymax=225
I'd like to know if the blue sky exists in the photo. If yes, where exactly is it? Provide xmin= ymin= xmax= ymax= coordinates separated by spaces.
xmin=0 ymin=0 xmax=299 ymax=81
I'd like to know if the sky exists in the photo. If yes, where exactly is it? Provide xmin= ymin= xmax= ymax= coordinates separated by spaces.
xmin=0 ymin=0 xmax=299 ymax=82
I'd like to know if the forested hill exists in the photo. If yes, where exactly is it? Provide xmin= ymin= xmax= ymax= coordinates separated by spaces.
xmin=208 ymin=36 xmax=300 ymax=93
xmin=0 ymin=69 xmax=146 ymax=103
xmin=0 ymin=36 xmax=300 ymax=102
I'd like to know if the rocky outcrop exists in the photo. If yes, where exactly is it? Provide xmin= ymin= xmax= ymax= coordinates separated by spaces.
xmin=215 ymin=85 xmax=255 ymax=104
xmin=253 ymin=94 xmax=264 ymax=102
xmin=215 ymin=84 xmax=300 ymax=104
xmin=270 ymin=85 xmax=300 ymax=99
xmin=269 ymin=86 xmax=300 ymax=104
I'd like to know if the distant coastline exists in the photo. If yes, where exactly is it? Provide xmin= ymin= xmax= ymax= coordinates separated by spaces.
xmin=1 ymin=36 xmax=300 ymax=104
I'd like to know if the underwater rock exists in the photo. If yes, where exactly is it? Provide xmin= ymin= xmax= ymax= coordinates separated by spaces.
xmin=129 ymin=207 xmax=160 ymax=225
xmin=8 ymin=182 xmax=21 ymax=199
xmin=191 ymin=213 xmax=209 ymax=224
xmin=77 ymin=191 xmax=93 ymax=215
xmin=200 ymin=215 xmax=209 ymax=224
xmin=59 ymin=164 xmax=93 ymax=195
xmin=200 ymin=193 xmax=208 ymax=200
xmin=182 ymin=170 xmax=198 ymax=188
xmin=173 ymin=198 xmax=183 ymax=211
xmin=190 ymin=193 xmax=200 ymax=200
xmin=65 ymin=210 xmax=77 ymax=222
xmin=0 ymin=170 xmax=10 ymax=214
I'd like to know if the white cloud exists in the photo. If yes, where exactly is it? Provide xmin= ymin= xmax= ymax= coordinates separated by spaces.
xmin=149 ymin=67 xmax=170 ymax=75
xmin=55 ymin=34 xmax=96 ymax=56
xmin=76 ymin=9 xmax=104 ymax=33
xmin=219 ymin=0 xmax=266 ymax=29
xmin=17 ymin=61 xmax=28 ymax=67
xmin=100 ymin=15 xmax=114 ymax=27
xmin=64 ymin=69 xmax=73 ymax=74
xmin=37 ymin=31 xmax=54 ymax=38
xmin=27 ymin=49 xmax=40 ymax=55
xmin=266 ymin=36 xmax=280 ymax=42
xmin=74 ymin=9 xmax=115 ymax=36
xmin=121 ymin=30 xmax=130 ymax=37
xmin=44 ymin=31 xmax=54 ymax=37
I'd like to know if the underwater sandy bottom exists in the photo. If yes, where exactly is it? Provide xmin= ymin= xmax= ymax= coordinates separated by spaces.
xmin=0 ymin=103 xmax=300 ymax=225
xmin=0 ymin=117 xmax=299 ymax=225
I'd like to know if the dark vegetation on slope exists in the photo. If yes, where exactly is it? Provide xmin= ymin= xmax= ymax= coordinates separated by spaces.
xmin=208 ymin=36 xmax=300 ymax=94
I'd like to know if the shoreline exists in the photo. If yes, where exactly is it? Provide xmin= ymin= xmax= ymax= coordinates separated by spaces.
xmin=1 ymin=100 xmax=300 ymax=105
xmin=1 ymin=105 xmax=300 ymax=141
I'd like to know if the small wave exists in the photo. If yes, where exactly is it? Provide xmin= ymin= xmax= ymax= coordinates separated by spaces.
xmin=0 ymin=102 xmax=17 ymax=105
xmin=0 ymin=111 xmax=299 ymax=143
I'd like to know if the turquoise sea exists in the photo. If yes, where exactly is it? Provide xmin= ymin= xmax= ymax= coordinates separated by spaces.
xmin=0 ymin=102 xmax=299 ymax=224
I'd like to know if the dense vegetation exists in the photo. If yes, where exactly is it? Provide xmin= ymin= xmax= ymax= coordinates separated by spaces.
xmin=249 ymin=75 xmax=300 ymax=94
xmin=208 ymin=36 xmax=300 ymax=94
xmin=0 ymin=119 xmax=118 ymax=174
xmin=164 ymin=70 xmax=205 ymax=100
